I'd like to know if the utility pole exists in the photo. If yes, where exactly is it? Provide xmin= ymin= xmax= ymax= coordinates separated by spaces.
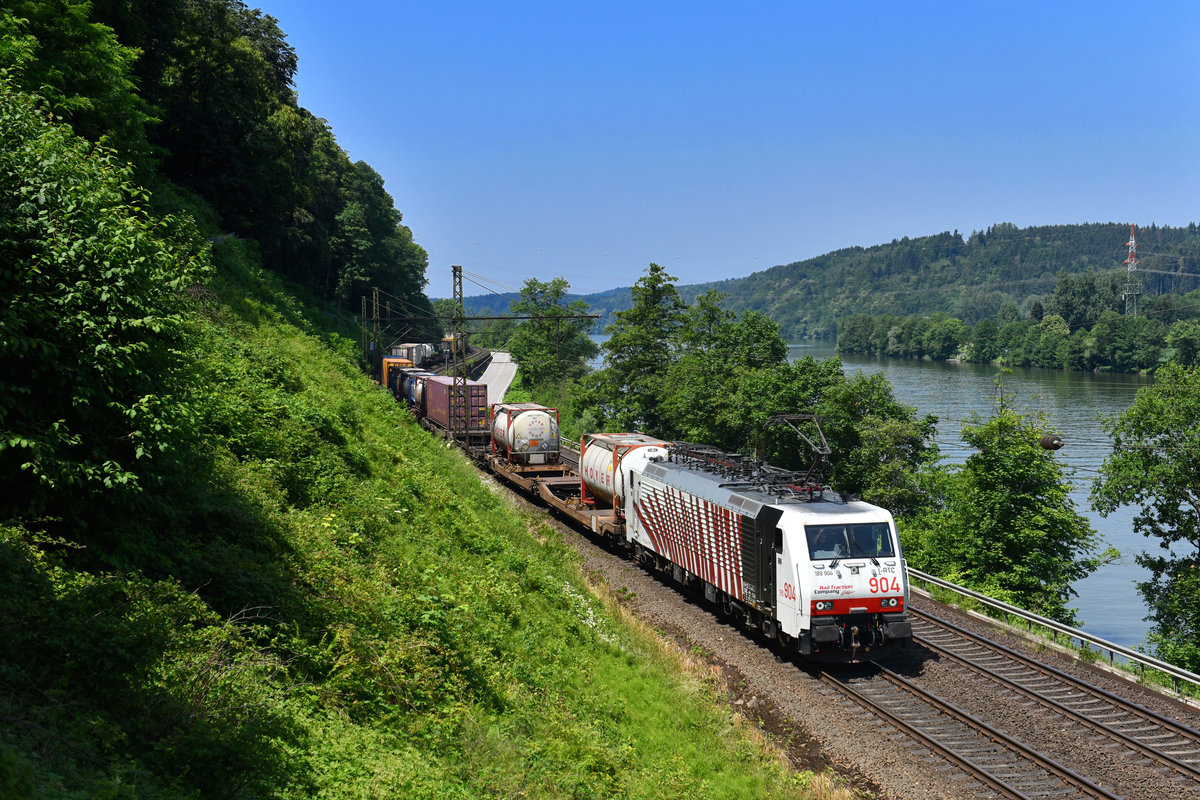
xmin=1123 ymin=223 xmax=1141 ymax=317
xmin=360 ymin=296 xmax=368 ymax=365
xmin=372 ymin=287 xmax=382 ymax=377
xmin=451 ymin=265 xmax=467 ymax=445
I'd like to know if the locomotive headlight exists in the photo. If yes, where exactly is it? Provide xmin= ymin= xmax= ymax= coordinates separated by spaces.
xmin=880 ymin=598 xmax=900 ymax=608
xmin=813 ymin=601 xmax=833 ymax=612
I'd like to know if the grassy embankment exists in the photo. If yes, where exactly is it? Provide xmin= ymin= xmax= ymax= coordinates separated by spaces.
xmin=3 ymin=238 xmax=852 ymax=797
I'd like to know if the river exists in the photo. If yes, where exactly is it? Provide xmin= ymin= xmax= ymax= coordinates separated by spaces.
xmin=790 ymin=342 xmax=1155 ymax=648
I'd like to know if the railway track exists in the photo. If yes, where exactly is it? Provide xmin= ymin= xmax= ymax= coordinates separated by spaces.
xmin=910 ymin=607 xmax=1200 ymax=790
xmin=820 ymin=665 xmax=1120 ymax=799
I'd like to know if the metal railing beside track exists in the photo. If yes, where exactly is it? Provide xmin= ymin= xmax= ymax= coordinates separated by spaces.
xmin=907 ymin=566 xmax=1200 ymax=697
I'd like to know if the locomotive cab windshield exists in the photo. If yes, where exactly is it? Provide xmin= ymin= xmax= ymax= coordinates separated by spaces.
xmin=806 ymin=523 xmax=895 ymax=564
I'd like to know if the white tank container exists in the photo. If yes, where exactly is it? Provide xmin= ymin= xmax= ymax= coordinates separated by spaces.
xmin=491 ymin=403 xmax=560 ymax=464
xmin=580 ymin=433 xmax=670 ymax=506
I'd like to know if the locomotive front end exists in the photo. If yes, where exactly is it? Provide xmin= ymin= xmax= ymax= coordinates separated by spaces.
xmin=789 ymin=509 xmax=912 ymax=661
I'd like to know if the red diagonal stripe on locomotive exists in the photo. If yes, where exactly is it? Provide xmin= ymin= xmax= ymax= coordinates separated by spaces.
xmin=698 ymin=495 xmax=715 ymax=586
xmin=663 ymin=488 xmax=684 ymax=571
xmin=634 ymin=492 xmax=666 ymax=555
xmin=671 ymin=489 xmax=695 ymax=579
xmin=684 ymin=493 xmax=703 ymax=579
xmin=635 ymin=483 xmax=746 ymax=600
xmin=726 ymin=507 xmax=744 ymax=599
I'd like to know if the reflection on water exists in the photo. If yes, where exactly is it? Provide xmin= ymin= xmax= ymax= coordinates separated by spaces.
xmin=790 ymin=342 xmax=1155 ymax=647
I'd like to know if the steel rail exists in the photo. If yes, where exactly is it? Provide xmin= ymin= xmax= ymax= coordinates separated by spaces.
xmin=821 ymin=667 xmax=1122 ymax=800
xmin=911 ymin=608 xmax=1200 ymax=780
xmin=907 ymin=567 xmax=1200 ymax=695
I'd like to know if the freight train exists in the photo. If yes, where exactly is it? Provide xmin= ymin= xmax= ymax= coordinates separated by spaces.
xmin=391 ymin=358 xmax=912 ymax=662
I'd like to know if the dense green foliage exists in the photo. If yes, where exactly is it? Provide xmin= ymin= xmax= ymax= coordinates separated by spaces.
xmin=505 ymin=277 xmax=598 ymax=390
xmin=2 ymin=0 xmax=432 ymax=315
xmin=900 ymin=385 xmax=1107 ymax=624
xmin=1093 ymin=364 xmax=1200 ymax=670
xmin=837 ymin=266 xmax=1200 ymax=372
xmin=1 ymin=0 xmax=154 ymax=165
xmin=0 ymin=72 xmax=207 ymax=537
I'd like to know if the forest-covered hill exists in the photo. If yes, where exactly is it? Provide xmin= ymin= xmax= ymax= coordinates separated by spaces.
xmin=463 ymin=222 xmax=1200 ymax=340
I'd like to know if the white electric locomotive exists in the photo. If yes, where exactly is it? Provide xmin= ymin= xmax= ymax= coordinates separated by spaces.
xmin=625 ymin=443 xmax=912 ymax=662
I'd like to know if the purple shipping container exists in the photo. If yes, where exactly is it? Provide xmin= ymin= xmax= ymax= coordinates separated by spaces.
xmin=424 ymin=376 xmax=488 ymax=433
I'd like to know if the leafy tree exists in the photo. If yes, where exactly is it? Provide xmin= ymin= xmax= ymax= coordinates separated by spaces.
xmin=837 ymin=313 xmax=876 ymax=353
xmin=923 ymin=315 xmax=967 ymax=360
xmin=1 ymin=1 xmax=155 ymax=166
xmin=470 ymin=315 xmax=519 ymax=350
xmin=0 ymin=74 xmax=209 ymax=530
xmin=1063 ymin=326 xmax=1093 ymax=371
xmin=997 ymin=318 xmax=1035 ymax=363
xmin=909 ymin=380 xmax=1106 ymax=623
xmin=1168 ymin=320 xmax=1200 ymax=366
xmin=1092 ymin=363 xmax=1200 ymax=669
xmin=1094 ymin=314 xmax=1165 ymax=372
xmin=966 ymin=318 xmax=999 ymax=363
xmin=507 ymin=277 xmax=598 ymax=389
xmin=1152 ymin=294 xmax=1184 ymax=325
xmin=997 ymin=300 xmax=1021 ymax=326
xmin=595 ymin=263 xmax=686 ymax=431
xmin=893 ymin=315 xmax=931 ymax=357
xmin=1047 ymin=268 xmax=1123 ymax=328
xmin=658 ymin=291 xmax=788 ymax=443
xmin=1030 ymin=314 xmax=1070 ymax=368
xmin=818 ymin=371 xmax=938 ymax=515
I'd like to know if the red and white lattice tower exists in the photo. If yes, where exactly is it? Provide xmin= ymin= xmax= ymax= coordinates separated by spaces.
xmin=1123 ymin=223 xmax=1141 ymax=317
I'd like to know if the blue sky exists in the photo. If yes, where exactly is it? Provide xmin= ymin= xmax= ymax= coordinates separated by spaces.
xmin=269 ymin=1 xmax=1200 ymax=300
